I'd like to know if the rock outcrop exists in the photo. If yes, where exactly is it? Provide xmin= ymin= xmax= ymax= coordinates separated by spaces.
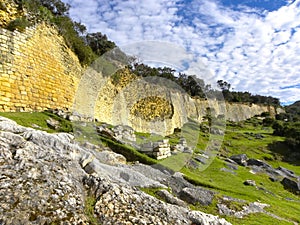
xmin=0 ymin=116 xmax=231 ymax=225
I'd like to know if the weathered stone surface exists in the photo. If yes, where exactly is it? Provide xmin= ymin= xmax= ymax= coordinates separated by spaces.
xmin=156 ymin=189 xmax=187 ymax=207
xmin=0 ymin=116 xmax=232 ymax=224
xmin=229 ymin=154 xmax=248 ymax=166
xmin=0 ymin=22 xmax=82 ymax=112
xmin=0 ymin=122 xmax=88 ymax=224
xmin=247 ymin=159 xmax=272 ymax=169
xmin=179 ymin=187 xmax=215 ymax=206
xmin=281 ymin=177 xmax=300 ymax=195
xmin=94 ymin=70 xmax=276 ymax=136
xmin=84 ymin=176 xmax=231 ymax=225
xmin=0 ymin=116 xmax=27 ymax=133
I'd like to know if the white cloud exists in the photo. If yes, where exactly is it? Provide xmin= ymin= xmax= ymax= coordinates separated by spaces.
xmin=62 ymin=0 xmax=300 ymax=104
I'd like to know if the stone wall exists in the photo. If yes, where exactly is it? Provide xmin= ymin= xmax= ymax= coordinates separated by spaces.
xmin=94 ymin=74 xmax=278 ymax=135
xmin=0 ymin=23 xmax=82 ymax=112
xmin=0 ymin=1 xmax=279 ymax=134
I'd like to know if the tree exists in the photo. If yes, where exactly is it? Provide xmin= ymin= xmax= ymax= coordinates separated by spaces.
xmin=74 ymin=21 xmax=87 ymax=35
xmin=217 ymin=80 xmax=231 ymax=91
xmin=85 ymin=32 xmax=116 ymax=56
xmin=39 ymin=0 xmax=70 ymax=16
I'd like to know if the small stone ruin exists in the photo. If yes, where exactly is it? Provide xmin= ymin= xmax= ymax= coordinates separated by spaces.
xmin=97 ymin=124 xmax=194 ymax=160
xmin=140 ymin=139 xmax=172 ymax=160
xmin=112 ymin=125 xmax=137 ymax=143
xmin=172 ymin=137 xmax=193 ymax=154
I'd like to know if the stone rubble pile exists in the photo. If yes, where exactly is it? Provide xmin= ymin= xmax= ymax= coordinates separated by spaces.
xmin=172 ymin=137 xmax=193 ymax=154
xmin=229 ymin=154 xmax=300 ymax=195
xmin=112 ymin=125 xmax=137 ymax=143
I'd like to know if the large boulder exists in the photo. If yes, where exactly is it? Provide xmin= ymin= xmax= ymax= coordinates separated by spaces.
xmin=156 ymin=189 xmax=187 ymax=207
xmin=229 ymin=154 xmax=248 ymax=166
xmin=281 ymin=177 xmax=300 ymax=195
xmin=247 ymin=159 xmax=272 ymax=169
xmin=179 ymin=187 xmax=215 ymax=206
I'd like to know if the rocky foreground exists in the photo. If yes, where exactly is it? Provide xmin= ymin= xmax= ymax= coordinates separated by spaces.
xmin=0 ymin=116 xmax=231 ymax=225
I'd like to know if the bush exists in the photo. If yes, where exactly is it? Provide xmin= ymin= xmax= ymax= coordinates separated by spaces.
xmin=262 ymin=117 xmax=275 ymax=126
xmin=53 ymin=16 xmax=97 ymax=66
xmin=7 ymin=17 xmax=31 ymax=32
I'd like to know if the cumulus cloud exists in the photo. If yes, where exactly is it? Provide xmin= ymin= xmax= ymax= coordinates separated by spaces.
xmin=62 ymin=0 xmax=300 ymax=104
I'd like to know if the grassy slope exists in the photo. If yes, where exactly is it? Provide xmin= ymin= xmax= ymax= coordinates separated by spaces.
xmin=0 ymin=111 xmax=73 ymax=133
xmin=1 ymin=112 xmax=299 ymax=224
xmin=182 ymin=117 xmax=300 ymax=225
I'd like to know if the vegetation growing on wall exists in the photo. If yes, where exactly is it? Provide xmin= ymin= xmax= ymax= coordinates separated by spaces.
xmin=3 ymin=0 xmax=116 ymax=66
xmin=127 ymin=63 xmax=281 ymax=106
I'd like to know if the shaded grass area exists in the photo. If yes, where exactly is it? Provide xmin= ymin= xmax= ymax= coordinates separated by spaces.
xmin=72 ymin=122 xmax=157 ymax=165
xmin=99 ymin=136 xmax=157 ymax=165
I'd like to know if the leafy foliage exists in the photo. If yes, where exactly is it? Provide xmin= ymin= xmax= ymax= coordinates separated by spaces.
xmin=272 ymin=101 xmax=300 ymax=152
xmin=128 ymin=64 xmax=280 ymax=106
xmin=272 ymin=121 xmax=300 ymax=151
xmin=10 ymin=0 xmax=116 ymax=66
xmin=52 ymin=15 xmax=96 ymax=65
xmin=86 ymin=32 xmax=116 ymax=56
xmin=128 ymin=63 xmax=209 ymax=98
xmin=217 ymin=80 xmax=280 ymax=106
xmin=6 ymin=16 xmax=30 ymax=32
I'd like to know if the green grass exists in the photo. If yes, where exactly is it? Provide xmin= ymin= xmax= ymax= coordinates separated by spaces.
xmin=84 ymin=196 xmax=99 ymax=225
xmin=0 ymin=111 xmax=73 ymax=133
xmin=139 ymin=187 xmax=168 ymax=201
xmin=158 ymin=152 xmax=192 ymax=171
xmin=180 ymin=117 xmax=300 ymax=225
xmin=99 ymin=136 xmax=157 ymax=165
xmin=2 ymin=112 xmax=299 ymax=224
xmin=135 ymin=131 xmax=164 ymax=145
xmin=226 ymin=213 xmax=294 ymax=225
xmin=182 ymin=158 xmax=300 ymax=224
xmin=72 ymin=121 xmax=105 ymax=146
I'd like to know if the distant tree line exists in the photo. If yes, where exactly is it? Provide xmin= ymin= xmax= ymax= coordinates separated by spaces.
xmin=7 ymin=0 xmax=116 ymax=65
xmin=4 ymin=0 xmax=282 ymax=108
xmin=217 ymin=80 xmax=280 ymax=106
xmin=128 ymin=63 xmax=280 ymax=107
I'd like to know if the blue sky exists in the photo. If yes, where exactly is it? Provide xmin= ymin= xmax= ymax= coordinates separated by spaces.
xmin=62 ymin=0 xmax=300 ymax=104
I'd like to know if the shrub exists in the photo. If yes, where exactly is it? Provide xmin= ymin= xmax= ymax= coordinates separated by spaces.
xmin=6 ymin=17 xmax=31 ymax=32
xmin=52 ymin=16 xmax=97 ymax=66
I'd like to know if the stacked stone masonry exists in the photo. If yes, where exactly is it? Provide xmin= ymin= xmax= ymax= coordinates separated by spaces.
xmin=0 ymin=23 xmax=82 ymax=112
xmin=0 ymin=10 xmax=282 ymax=135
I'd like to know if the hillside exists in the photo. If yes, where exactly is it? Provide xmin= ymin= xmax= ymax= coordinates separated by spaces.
xmin=0 ymin=111 xmax=299 ymax=225
xmin=0 ymin=1 xmax=299 ymax=225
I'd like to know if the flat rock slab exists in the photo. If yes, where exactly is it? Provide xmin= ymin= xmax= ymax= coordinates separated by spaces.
xmin=179 ymin=187 xmax=215 ymax=206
